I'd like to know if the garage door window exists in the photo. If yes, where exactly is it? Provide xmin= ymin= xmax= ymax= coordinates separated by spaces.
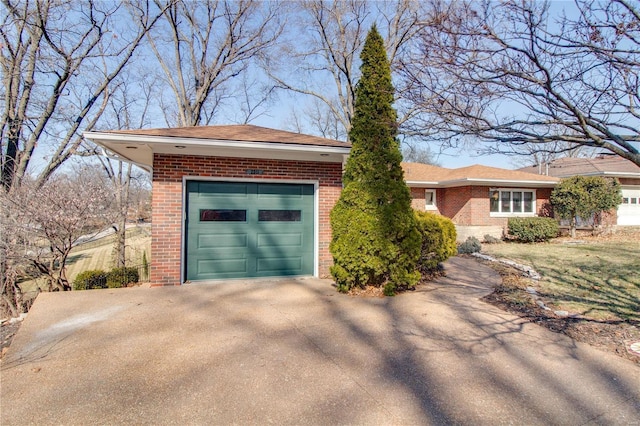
xmin=258 ymin=210 xmax=302 ymax=221
xmin=200 ymin=209 xmax=247 ymax=222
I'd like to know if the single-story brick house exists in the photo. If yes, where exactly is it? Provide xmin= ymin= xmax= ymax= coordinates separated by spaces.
xmin=518 ymin=155 xmax=640 ymax=226
xmin=86 ymin=125 xmax=557 ymax=285
xmin=402 ymin=162 xmax=559 ymax=241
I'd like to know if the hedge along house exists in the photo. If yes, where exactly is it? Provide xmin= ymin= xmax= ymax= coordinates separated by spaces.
xmin=85 ymin=125 xmax=350 ymax=286
xmin=402 ymin=162 xmax=559 ymax=241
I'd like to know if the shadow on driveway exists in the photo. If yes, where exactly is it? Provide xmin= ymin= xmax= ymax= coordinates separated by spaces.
xmin=1 ymin=257 xmax=639 ymax=425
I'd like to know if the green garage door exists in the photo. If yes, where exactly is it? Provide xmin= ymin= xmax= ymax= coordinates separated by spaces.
xmin=185 ymin=181 xmax=315 ymax=281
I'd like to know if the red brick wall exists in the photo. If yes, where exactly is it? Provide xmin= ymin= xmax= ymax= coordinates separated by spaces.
xmin=620 ymin=178 xmax=640 ymax=186
xmin=409 ymin=187 xmax=425 ymax=210
xmin=410 ymin=185 xmax=553 ymax=226
xmin=151 ymin=154 xmax=343 ymax=286
xmin=410 ymin=187 xmax=442 ymax=214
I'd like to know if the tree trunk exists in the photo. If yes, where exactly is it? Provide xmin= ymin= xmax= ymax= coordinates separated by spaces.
xmin=1 ymin=119 xmax=21 ymax=191
xmin=114 ymin=222 xmax=127 ymax=268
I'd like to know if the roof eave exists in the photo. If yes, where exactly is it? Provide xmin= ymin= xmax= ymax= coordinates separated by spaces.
xmin=84 ymin=131 xmax=351 ymax=153
xmin=438 ymin=178 xmax=558 ymax=188
xmin=84 ymin=131 xmax=351 ymax=170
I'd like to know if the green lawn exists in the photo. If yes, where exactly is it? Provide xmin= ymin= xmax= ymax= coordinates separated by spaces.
xmin=481 ymin=234 xmax=640 ymax=322
xmin=65 ymin=225 xmax=151 ymax=281
xmin=20 ymin=225 xmax=151 ymax=296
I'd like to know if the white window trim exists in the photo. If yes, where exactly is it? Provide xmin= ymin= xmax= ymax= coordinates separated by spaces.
xmin=425 ymin=189 xmax=437 ymax=210
xmin=489 ymin=188 xmax=537 ymax=217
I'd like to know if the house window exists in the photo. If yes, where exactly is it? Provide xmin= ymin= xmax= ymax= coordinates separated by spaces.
xmin=490 ymin=189 xmax=536 ymax=216
xmin=425 ymin=190 xmax=437 ymax=210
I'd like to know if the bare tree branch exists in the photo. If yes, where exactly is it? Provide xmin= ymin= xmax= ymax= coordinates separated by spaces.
xmin=265 ymin=0 xmax=421 ymax=141
xmin=148 ymin=0 xmax=283 ymax=127
xmin=0 ymin=0 xmax=167 ymax=192
xmin=399 ymin=0 xmax=640 ymax=166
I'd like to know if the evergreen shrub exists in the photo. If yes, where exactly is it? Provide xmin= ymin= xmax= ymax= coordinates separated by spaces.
xmin=73 ymin=270 xmax=107 ymax=290
xmin=508 ymin=217 xmax=559 ymax=242
xmin=106 ymin=267 xmax=140 ymax=288
xmin=458 ymin=237 xmax=481 ymax=254
xmin=414 ymin=211 xmax=457 ymax=274
xmin=330 ymin=26 xmax=421 ymax=296
xmin=483 ymin=234 xmax=502 ymax=244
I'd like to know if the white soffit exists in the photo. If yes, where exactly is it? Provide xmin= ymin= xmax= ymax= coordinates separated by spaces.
xmin=84 ymin=132 xmax=351 ymax=170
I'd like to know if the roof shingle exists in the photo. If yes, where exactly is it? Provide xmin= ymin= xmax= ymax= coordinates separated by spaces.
xmin=517 ymin=156 xmax=640 ymax=177
xmin=402 ymin=162 xmax=558 ymax=184
xmin=107 ymin=124 xmax=350 ymax=148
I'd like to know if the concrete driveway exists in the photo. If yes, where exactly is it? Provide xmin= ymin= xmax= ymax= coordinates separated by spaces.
xmin=1 ymin=257 xmax=639 ymax=425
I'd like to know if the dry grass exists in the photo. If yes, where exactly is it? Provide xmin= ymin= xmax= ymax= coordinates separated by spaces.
xmin=482 ymin=228 xmax=640 ymax=322
xmin=19 ymin=225 xmax=151 ymax=296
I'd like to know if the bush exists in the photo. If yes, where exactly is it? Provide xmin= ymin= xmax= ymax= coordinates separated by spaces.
xmin=73 ymin=270 xmax=107 ymax=290
xmin=106 ymin=267 xmax=140 ymax=288
xmin=414 ymin=211 xmax=457 ymax=274
xmin=458 ymin=236 xmax=481 ymax=254
xmin=330 ymin=27 xmax=421 ymax=296
xmin=483 ymin=234 xmax=502 ymax=244
xmin=508 ymin=217 xmax=559 ymax=243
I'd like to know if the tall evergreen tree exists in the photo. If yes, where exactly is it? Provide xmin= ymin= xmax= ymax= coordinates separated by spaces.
xmin=330 ymin=25 xmax=420 ymax=295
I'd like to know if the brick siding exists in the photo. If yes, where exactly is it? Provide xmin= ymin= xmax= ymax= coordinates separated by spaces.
xmin=409 ymin=185 xmax=553 ymax=227
xmin=151 ymin=154 xmax=343 ymax=286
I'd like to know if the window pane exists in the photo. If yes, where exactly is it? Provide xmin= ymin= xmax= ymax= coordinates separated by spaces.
xmin=258 ymin=210 xmax=302 ymax=222
xmin=490 ymin=191 xmax=500 ymax=212
xmin=623 ymin=197 xmax=629 ymax=204
xmin=632 ymin=198 xmax=638 ymax=205
xmin=200 ymin=209 xmax=246 ymax=222
xmin=513 ymin=192 xmax=522 ymax=212
xmin=501 ymin=191 xmax=511 ymax=212
xmin=523 ymin=192 xmax=534 ymax=213
xmin=425 ymin=191 xmax=435 ymax=206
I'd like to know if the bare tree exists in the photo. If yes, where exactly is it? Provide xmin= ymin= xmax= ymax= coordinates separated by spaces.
xmin=401 ymin=144 xmax=439 ymax=166
xmin=147 ymin=0 xmax=283 ymax=127
xmin=0 ymin=0 xmax=166 ymax=317
xmin=93 ymin=74 xmax=154 ymax=268
xmin=400 ymin=0 xmax=640 ymax=166
xmin=224 ymin=72 xmax=277 ymax=125
xmin=0 ymin=172 xmax=113 ymax=316
xmin=509 ymin=141 xmax=593 ymax=170
xmin=267 ymin=0 xmax=421 ymax=140
xmin=0 ymin=0 xmax=166 ymax=192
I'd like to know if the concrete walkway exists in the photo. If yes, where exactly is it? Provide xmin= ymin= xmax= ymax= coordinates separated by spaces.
xmin=1 ymin=257 xmax=639 ymax=425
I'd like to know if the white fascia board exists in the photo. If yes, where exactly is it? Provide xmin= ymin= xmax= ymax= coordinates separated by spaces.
xmin=551 ymin=171 xmax=640 ymax=179
xmin=587 ymin=171 xmax=640 ymax=178
xmin=84 ymin=132 xmax=351 ymax=155
xmin=406 ymin=178 xmax=557 ymax=188
xmin=405 ymin=180 xmax=441 ymax=188
xmin=437 ymin=178 xmax=558 ymax=188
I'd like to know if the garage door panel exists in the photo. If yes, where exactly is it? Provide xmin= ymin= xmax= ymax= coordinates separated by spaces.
xmin=256 ymin=232 xmax=303 ymax=248
xmin=618 ymin=188 xmax=640 ymax=226
xmin=196 ymin=258 xmax=248 ymax=277
xmin=198 ymin=233 xmax=248 ymax=249
xmin=186 ymin=181 xmax=314 ymax=281
xmin=257 ymin=183 xmax=305 ymax=198
xmin=197 ymin=181 xmax=249 ymax=197
xmin=256 ymin=256 xmax=303 ymax=274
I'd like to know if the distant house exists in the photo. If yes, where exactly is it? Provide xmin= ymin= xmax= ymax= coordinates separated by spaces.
xmin=402 ymin=162 xmax=559 ymax=241
xmin=518 ymin=155 xmax=640 ymax=226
